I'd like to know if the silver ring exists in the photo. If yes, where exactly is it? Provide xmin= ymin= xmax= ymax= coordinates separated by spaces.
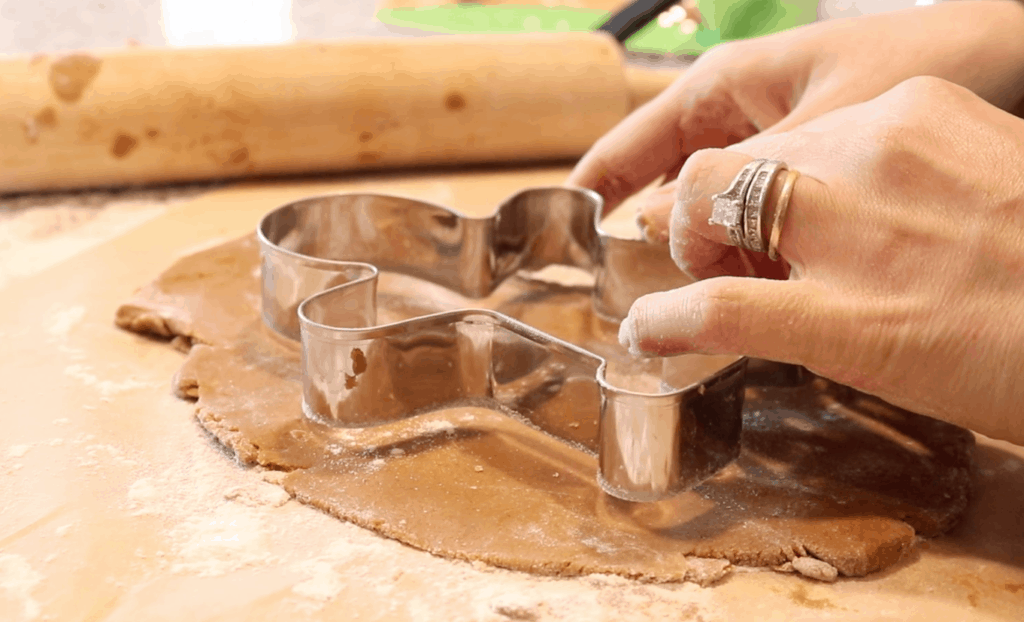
xmin=709 ymin=159 xmax=766 ymax=247
xmin=742 ymin=160 xmax=787 ymax=253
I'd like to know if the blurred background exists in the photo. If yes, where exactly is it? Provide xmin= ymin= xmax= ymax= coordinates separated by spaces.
xmin=0 ymin=0 xmax=944 ymax=286
xmin=1 ymin=0 xmax=941 ymax=56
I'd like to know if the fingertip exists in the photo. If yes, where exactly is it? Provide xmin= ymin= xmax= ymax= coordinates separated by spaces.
xmin=617 ymin=314 xmax=646 ymax=359
xmin=621 ymin=290 xmax=708 ymax=358
xmin=566 ymin=86 xmax=695 ymax=213
xmin=566 ymin=165 xmax=628 ymax=215
xmin=565 ymin=158 xmax=597 ymax=190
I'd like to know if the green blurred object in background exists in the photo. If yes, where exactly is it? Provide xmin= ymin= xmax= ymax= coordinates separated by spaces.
xmin=376 ymin=1 xmax=819 ymax=56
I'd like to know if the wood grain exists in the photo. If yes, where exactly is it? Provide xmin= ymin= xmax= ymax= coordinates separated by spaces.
xmin=0 ymin=33 xmax=677 ymax=193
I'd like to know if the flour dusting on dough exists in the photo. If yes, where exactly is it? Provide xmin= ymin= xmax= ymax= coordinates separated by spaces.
xmin=417 ymin=420 xmax=456 ymax=435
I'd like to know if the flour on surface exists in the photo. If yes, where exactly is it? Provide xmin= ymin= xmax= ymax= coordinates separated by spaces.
xmin=77 ymin=443 xmax=138 ymax=469
xmin=46 ymin=306 xmax=86 ymax=341
xmin=0 ymin=554 xmax=43 ymax=622
xmin=122 ymin=436 xmax=285 ymax=577
xmin=6 ymin=445 xmax=31 ymax=459
xmin=0 ymin=186 xmax=205 ymax=290
xmin=290 ymin=560 xmax=345 ymax=604
xmin=63 ymin=363 xmax=157 ymax=397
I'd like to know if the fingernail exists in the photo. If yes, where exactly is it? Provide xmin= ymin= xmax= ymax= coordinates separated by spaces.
xmin=668 ymin=190 xmax=691 ymax=272
xmin=618 ymin=315 xmax=645 ymax=358
xmin=635 ymin=212 xmax=668 ymax=245
xmin=614 ymin=307 xmax=655 ymax=358
xmin=638 ymin=191 xmax=673 ymax=242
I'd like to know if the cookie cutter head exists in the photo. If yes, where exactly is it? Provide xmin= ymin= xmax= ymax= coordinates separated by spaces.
xmin=257 ymin=187 xmax=746 ymax=501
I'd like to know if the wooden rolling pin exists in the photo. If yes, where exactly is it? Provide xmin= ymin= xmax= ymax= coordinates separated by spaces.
xmin=0 ymin=32 xmax=678 ymax=193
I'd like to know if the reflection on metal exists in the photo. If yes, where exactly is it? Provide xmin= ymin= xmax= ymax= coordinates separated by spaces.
xmin=161 ymin=0 xmax=294 ymax=46
xmin=257 ymin=187 xmax=746 ymax=501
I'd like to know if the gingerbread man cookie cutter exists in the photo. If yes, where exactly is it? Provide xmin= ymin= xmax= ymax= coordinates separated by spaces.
xmin=257 ymin=187 xmax=746 ymax=501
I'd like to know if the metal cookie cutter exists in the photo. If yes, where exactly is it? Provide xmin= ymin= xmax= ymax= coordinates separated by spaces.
xmin=257 ymin=187 xmax=746 ymax=501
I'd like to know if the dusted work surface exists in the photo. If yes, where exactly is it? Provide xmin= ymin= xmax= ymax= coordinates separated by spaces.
xmin=1 ymin=167 xmax=1023 ymax=621
xmin=114 ymin=206 xmax=973 ymax=580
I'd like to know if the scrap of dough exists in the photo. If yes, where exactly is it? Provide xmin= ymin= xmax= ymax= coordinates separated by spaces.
xmin=116 ymin=235 xmax=974 ymax=584
xmin=791 ymin=557 xmax=839 ymax=583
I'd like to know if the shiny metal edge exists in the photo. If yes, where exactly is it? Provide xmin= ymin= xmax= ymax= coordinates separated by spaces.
xmin=256 ymin=187 xmax=746 ymax=501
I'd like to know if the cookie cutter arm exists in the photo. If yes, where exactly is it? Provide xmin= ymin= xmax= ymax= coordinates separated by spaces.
xmin=257 ymin=188 xmax=746 ymax=501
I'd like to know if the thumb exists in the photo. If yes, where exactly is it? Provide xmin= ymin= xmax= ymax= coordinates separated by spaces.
xmin=618 ymin=276 xmax=838 ymax=366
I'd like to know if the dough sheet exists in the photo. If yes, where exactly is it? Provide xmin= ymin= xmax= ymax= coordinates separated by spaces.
xmin=116 ymin=235 xmax=974 ymax=584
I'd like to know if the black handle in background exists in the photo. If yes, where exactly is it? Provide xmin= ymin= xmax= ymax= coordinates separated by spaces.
xmin=598 ymin=0 xmax=682 ymax=43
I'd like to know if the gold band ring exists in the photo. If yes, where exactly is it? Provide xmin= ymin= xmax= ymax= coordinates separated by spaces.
xmin=768 ymin=170 xmax=800 ymax=261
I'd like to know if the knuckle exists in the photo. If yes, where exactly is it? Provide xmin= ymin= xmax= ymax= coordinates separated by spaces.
xmin=869 ymin=117 xmax=916 ymax=154
xmin=862 ymin=101 xmax=945 ymax=187
xmin=694 ymin=40 xmax=743 ymax=69
xmin=885 ymin=76 xmax=961 ymax=116
xmin=866 ymin=95 xmax=934 ymax=151
xmin=894 ymin=75 xmax=955 ymax=97
xmin=691 ymin=41 xmax=758 ymax=96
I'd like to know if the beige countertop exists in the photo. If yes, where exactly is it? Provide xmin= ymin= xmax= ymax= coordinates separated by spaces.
xmin=0 ymin=166 xmax=1022 ymax=621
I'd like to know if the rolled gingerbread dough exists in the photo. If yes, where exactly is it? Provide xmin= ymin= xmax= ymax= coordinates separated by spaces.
xmin=116 ymin=235 xmax=974 ymax=585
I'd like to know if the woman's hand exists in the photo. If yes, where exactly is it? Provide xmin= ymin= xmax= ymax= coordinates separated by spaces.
xmin=617 ymin=76 xmax=1024 ymax=445
xmin=568 ymin=1 xmax=1024 ymax=218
